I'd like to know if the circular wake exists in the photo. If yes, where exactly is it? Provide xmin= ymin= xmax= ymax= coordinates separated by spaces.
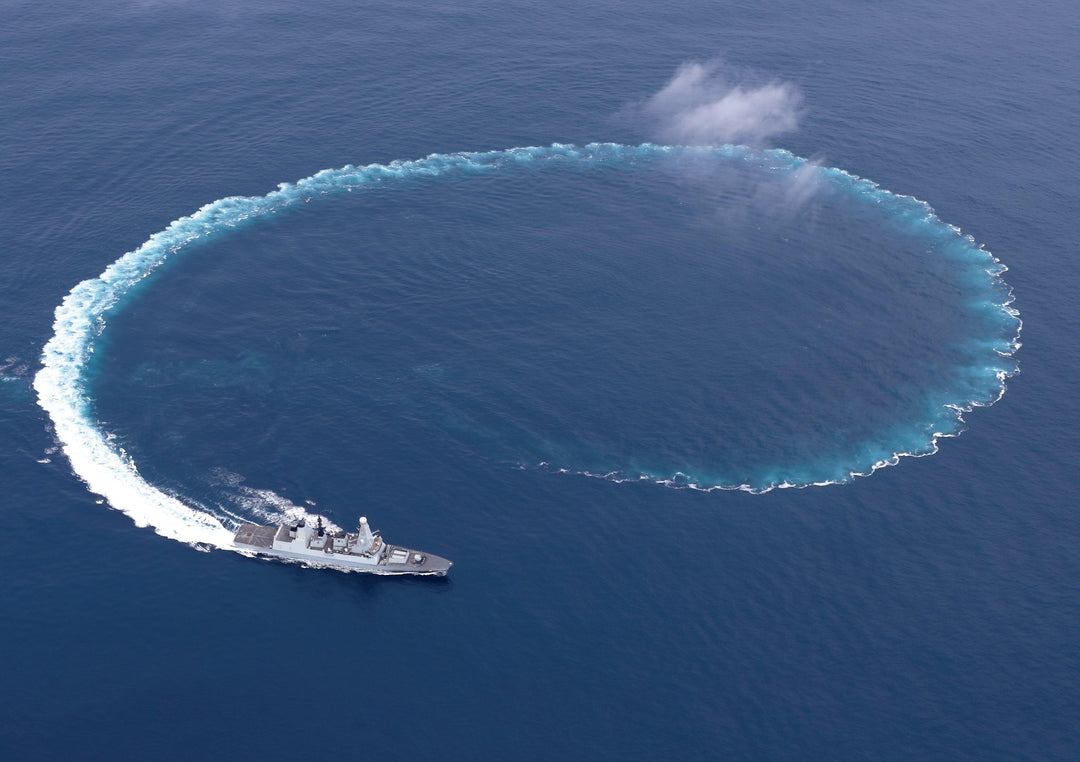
xmin=34 ymin=143 xmax=1020 ymax=546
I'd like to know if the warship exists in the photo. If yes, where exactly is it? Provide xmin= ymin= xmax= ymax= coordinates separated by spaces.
xmin=231 ymin=515 xmax=452 ymax=576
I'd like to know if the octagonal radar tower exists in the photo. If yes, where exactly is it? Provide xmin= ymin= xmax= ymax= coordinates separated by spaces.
xmin=356 ymin=516 xmax=376 ymax=553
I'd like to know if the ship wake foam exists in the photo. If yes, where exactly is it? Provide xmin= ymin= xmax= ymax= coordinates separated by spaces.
xmin=207 ymin=468 xmax=341 ymax=533
xmin=34 ymin=143 xmax=1021 ymax=548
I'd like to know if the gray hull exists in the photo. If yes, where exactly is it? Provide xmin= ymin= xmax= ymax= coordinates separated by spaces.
xmin=232 ymin=519 xmax=452 ymax=577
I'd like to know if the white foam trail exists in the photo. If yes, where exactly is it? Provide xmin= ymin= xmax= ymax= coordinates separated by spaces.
xmin=35 ymin=361 xmax=234 ymax=546
xmin=34 ymin=143 xmax=1022 ymax=547
xmin=207 ymin=468 xmax=340 ymax=532
xmin=32 ymin=145 xmax=668 ymax=550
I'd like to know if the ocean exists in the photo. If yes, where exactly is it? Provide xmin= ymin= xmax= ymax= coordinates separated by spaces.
xmin=2 ymin=1 xmax=1078 ymax=759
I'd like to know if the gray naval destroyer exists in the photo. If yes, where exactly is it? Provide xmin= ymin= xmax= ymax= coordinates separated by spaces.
xmin=231 ymin=515 xmax=451 ymax=576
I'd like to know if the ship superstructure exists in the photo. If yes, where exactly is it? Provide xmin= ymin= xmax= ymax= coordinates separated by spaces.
xmin=232 ymin=515 xmax=451 ymax=576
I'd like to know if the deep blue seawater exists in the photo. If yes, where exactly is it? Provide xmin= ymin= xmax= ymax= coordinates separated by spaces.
xmin=2 ymin=1 xmax=1078 ymax=759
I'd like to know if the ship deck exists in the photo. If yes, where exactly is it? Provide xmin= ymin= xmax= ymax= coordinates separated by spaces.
xmin=233 ymin=523 xmax=276 ymax=549
xmin=232 ymin=523 xmax=452 ymax=575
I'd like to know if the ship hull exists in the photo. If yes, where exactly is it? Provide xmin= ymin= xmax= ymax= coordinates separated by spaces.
xmin=231 ymin=522 xmax=452 ymax=576
xmin=233 ymin=543 xmax=452 ymax=575
xmin=237 ymin=544 xmax=452 ymax=576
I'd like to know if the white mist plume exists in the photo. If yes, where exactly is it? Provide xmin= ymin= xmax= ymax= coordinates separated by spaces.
xmin=643 ymin=60 xmax=803 ymax=146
